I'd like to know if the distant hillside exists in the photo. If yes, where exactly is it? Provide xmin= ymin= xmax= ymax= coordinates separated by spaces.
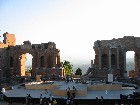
xmin=73 ymin=63 xmax=90 ymax=75
xmin=25 ymin=58 xmax=134 ymax=74
xmin=72 ymin=58 xmax=135 ymax=74
xmin=126 ymin=61 xmax=134 ymax=71
xmin=126 ymin=58 xmax=134 ymax=71
xmin=126 ymin=58 xmax=134 ymax=63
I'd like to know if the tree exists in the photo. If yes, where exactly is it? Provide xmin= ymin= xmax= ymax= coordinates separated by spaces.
xmin=75 ymin=68 xmax=82 ymax=76
xmin=63 ymin=60 xmax=73 ymax=75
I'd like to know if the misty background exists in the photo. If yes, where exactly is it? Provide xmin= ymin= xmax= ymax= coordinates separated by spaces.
xmin=25 ymin=54 xmax=135 ymax=75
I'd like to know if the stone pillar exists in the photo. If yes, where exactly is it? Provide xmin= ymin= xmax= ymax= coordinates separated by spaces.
xmin=43 ymin=55 xmax=47 ymax=68
xmin=32 ymin=57 xmax=35 ymax=75
xmin=134 ymin=53 xmax=138 ymax=71
xmin=91 ymin=60 xmax=93 ymax=68
xmin=109 ymin=48 xmax=112 ymax=71
xmin=123 ymin=50 xmax=126 ymax=72
xmin=136 ymin=53 xmax=140 ymax=77
xmin=52 ymin=54 xmax=56 ymax=67
xmin=57 ymin=53 xmax=61 ymax=67
xmin=117 ymin=48 xmax=119 ymax=69
xmin=37 ymin=55 xmax=40 ymax=68
xmin=98 ymin=48 xmax=102 ymax=69
xmin=138 ymin=58 xmax=140 ymax=77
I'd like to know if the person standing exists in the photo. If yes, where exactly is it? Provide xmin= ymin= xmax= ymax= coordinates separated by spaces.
xmin=49 ymin=94 xmax=54 ymax=105
xmin=70 ymin=96 xmax=74 ymax=105
xmin=66 ymin=87 xmax=71 ymax=98
xmin=40 ymin=94 xmax=43 ymax=105
xmin=43 ymin=97 xmax=48 ymax=105
xmin=66 ymin=98 xmax=70 ymax=105
xmin=26 ymin=94 xmax=28 ymax=105
xmin=72 ymin=86 xmax=76 ymax=98
xmin=28 ymin=94 xmax=32 ymax=105
xmin=45 ymin=89 xmax=48 ymax=94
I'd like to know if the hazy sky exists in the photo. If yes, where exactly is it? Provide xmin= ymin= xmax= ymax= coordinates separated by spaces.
xmin=0 ymin=0 xmax=139 ymax=64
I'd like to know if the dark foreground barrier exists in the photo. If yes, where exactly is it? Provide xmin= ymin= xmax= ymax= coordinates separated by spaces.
xmin=73 ymin=99 xmax=140 ymax=105
xmin=3 ymin=96 xmax=140 ymax=105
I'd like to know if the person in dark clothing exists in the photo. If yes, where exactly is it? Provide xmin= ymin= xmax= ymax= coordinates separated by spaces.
xmin=72 ymin=86 xmax=76 ymax=98
xmin=66 ymin=87 xmax=71 ymax=98
xmin=67 ymin=90 xmax=70 ymax=98
xmin=43 ymin=97 xmax=49 ymax=105
xmin=45 ymin=89 xmax=48 ymax=94
xmin=28 ymin=94 xmax=32 ymax=105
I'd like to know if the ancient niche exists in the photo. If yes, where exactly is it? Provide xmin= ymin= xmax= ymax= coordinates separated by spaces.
xmin=89 ymin=36 xmax=140 ymax=78
xmin=0 ymin=32 xmax=64 ymax=82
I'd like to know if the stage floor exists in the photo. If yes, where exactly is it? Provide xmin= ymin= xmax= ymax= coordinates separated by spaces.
xmin=2 ymin=81 xmax=140 ymax=99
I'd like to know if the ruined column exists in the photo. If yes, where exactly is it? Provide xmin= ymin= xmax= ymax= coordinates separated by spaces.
xmin=123 ymin=50 xmax=126 ymax=72
xmin=98 ymin=48 xmax=102 ymax=70
xmin=52 ymin=54 xmax=56 ymax=67
xmin=57 ymin=53 xmax=61 ymax=67
xmin=91 ymin=60 xmax=93 ymax=68
xmin=137 ymin=56 xmax=140 ymax=77
xmin=109 ymin=48 xmax=112 ymax=71
xmin=32 ymin=56 xmax=35 ymax=75
xmin=117 ymin=48 xmax=119 ymax=69
xmin=36 ymin=53 xmax=40 ymax=69
xmin=134 ymin=53 xmax=138 ymax=71
xmin=135 ymin=53 xmax=140 ymax=77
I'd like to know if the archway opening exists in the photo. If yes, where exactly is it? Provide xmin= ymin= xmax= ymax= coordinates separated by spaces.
xmin=101 ymin=54 xmax=108 ymax=68
xmin=111 ymin=54 xmax=116 ymax=69
xmin=25 ymin=53 xmax=33 ymax=76
xmin=47 ymin=55 xmax=53 ymax=68
xmin=19 ymin=53 xmax=33 ymax=76
xmin=126 ymin=51 xmax=135 ymax=72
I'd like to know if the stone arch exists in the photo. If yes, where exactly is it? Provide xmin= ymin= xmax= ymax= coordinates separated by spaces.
xmin=18 ymin=52 xmax=34 ymax=76
xmin=0 ymin=33 xmax=63 ymax=82
xmin=93 ymin=36 xmax=140 ymax=77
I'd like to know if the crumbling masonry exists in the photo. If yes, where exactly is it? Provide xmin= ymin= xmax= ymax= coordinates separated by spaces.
xmin=89 ymin=36 xmax=140 ymax=77
xmin=0 ymin=32 xmax=64 ymax=82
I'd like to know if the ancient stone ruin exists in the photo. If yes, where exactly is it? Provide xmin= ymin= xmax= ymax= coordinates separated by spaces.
xmin=88 ymin=36 xmax=140 ymax=78
xmin=0 ymin=32 xmax=64 ymax=82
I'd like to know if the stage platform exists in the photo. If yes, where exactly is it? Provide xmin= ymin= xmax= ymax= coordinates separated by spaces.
xmin=2 ymin=81 xmax=140 ymax=99
xmin=1 ymin=81 xmax=140 ymax=104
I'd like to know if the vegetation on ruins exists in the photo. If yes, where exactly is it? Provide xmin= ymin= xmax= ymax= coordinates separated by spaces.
xmin=63 ymin=60 xmax=73 ymax=75
xmin=75 ymin=68 xmax=82 ymax=76
xmin=25 ymin=67 xmax=32 ymax=76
